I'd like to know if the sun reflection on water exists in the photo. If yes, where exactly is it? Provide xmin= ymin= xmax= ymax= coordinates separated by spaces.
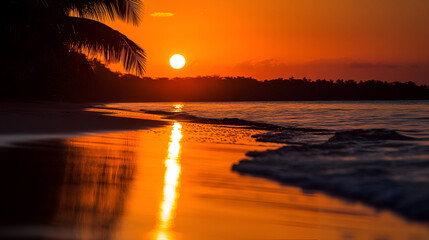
xmin=155 ymin=122 xmax=182 ymax=240
xmin=172 ymin=103 xmax=184 ymax=112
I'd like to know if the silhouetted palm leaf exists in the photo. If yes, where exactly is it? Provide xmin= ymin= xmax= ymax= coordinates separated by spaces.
xmin=64 ymin=0 xmax=143 ymax=25
xmin=3 ymin=0 xmax=146 ymax=76
xmin=66 ymin=16 xmax=145 ymax=75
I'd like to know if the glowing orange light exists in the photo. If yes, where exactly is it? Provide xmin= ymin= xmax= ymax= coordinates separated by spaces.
xmin=172 ymin=103 xmax=184 ymax=112
xmin=155 ymin=122 xmax=182 ymax=240
xmin=169 ymin=54 xmax=186 ymax=69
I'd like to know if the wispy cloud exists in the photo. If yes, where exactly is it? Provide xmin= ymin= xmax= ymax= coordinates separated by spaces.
xmin=150 ymin=12 xmax=174 ymax=17
xmin=229 ymin=59 xmax=429 ymax=84
xmin=349 ymin=62 xmax=399 ymax=69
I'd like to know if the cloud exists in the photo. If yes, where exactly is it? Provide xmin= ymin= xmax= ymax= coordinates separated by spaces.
xmin=150 ymin=12 xmax=174 ymax=17
xmin=349 ymin=62 xmax=399 ymax=69
xmin=229 ymin=59 xmax=429 ymax=84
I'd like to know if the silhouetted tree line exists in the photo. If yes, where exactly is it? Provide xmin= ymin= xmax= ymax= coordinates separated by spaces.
xmin=59 ymin=61 xmax=429 ymax=102
xmin=3 ymin=59 xmax=428 ymax=102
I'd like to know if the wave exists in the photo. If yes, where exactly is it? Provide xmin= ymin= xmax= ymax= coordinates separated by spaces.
xmin=233 ymin=129 xmax=429 ymax=222
xmin=141 ymin=108 xmax=429 ymax=221
xmin=142 ymin=109 xmax=328 ymax=132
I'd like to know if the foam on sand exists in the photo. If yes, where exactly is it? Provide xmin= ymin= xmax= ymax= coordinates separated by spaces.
xmin=141 ymin=107 xmax=429 ymax=222
xmin=233 ymin=129 xmax=429 ymax=222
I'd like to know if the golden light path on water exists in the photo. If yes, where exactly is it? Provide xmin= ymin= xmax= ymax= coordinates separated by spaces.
xmin=155 ymin=122 xmax=182 ymax=240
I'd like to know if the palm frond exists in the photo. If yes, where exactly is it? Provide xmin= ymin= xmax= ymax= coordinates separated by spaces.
xmin=66 ymin=16 xmax=145 ymax=75
xmin=64 ymin=0 xmax=143 ymax=25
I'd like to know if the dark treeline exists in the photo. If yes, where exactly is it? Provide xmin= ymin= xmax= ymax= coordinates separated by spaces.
xmin=79 ymin=61 xmax=429 ymax=101
xmin=3 ymin=59 xmax=428 ymax=102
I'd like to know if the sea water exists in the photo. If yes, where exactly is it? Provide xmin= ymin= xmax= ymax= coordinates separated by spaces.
xmin=104 ymin=101 xmax=429 ymax=221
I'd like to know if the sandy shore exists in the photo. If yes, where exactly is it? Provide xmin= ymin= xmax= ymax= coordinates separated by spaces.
xmin=0 ymin=102 xmax=166 ymax=144
xmin=0 ymin=103 xmax=428 ymax=240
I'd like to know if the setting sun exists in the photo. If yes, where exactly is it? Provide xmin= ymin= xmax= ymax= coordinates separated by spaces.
xmin=170 ymin=54 xmax=186 ymax=69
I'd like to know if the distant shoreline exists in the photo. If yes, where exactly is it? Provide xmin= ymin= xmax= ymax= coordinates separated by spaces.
xmin=91 ymin=99 xmax=429 ymax=104
xmin=3 ymin=61 xmax=428 ymax=102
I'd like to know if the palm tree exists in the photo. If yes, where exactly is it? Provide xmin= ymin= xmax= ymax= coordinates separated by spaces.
xmin=2 ymin=0 xmax=146 ymax=76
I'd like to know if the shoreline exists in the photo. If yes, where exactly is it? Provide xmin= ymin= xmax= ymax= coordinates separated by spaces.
xmin=0 ymin=102 xmax=168 ymax=145
xmin=0 ymin=119 xmax=428 ymax=239
xmin=0 ymin=102 xmax=428 ymax=239
xmin=3 ymin=102 xmax=429 ymax=224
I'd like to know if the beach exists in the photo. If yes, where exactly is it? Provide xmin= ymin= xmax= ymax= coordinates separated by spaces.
xmin=0 ymin=102 xmax=428 ymax=240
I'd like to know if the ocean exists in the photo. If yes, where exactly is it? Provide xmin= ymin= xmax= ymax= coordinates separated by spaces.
xmin=104 ymin=100 xmax=429 ymax=221
xmin=104 ymin=101 xmax=429 ymax=137
xmin=1 ymin=101 xmax=429 ymax=239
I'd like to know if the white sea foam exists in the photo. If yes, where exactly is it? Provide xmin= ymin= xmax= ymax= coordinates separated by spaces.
xmin=108 ymin=101 xmax=429 ymax=221
xmin=233 ymin=129 xmax=429 ymax=221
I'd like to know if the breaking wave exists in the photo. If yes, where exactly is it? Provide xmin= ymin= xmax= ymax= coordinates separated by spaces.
xmin=233 ymin=129 xmax=429 ymax=221
xmin=140 ymin=106 xmax=429 ymax=221
xmin=142 ymin=109 xmax=327 ymax=132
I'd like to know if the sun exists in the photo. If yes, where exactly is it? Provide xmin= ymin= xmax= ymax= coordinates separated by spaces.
xmin=170 ymin=54 xmax=186 ymax=69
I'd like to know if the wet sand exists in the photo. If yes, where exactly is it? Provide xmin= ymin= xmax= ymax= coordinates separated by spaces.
xmin=0 ymin=105 xmax=428 ymax=239
xmin=0 ymin=102 xmax=166 ymax=138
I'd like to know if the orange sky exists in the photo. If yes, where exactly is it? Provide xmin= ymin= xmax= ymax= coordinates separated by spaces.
xmin=105 ymin=0 xmax=429 ymax=84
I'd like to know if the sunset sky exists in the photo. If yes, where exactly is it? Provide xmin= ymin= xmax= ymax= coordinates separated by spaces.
xmin=106 ymin=0 xmax=429 ymax=84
